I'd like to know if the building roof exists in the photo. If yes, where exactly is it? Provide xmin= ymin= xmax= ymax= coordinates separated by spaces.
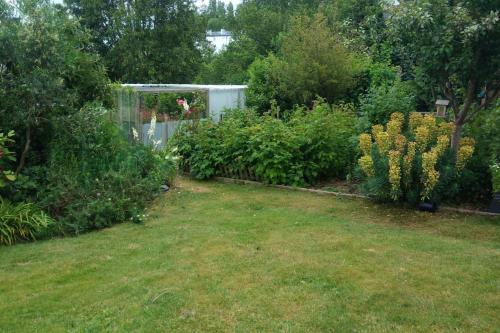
xmin=122 ymin=84 xmax=247 ymax=92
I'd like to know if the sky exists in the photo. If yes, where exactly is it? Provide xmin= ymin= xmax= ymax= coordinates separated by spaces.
xmin=196 ymin=0 xmax=243 ymax=8
xmin=19 ymin=0 xmax=243 ymax=7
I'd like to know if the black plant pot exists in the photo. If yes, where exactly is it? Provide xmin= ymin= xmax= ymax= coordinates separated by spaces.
xmin=490 ymin=192 xmax=500 ymax=214
xmin=419 ymin=202 xmax=438 ymax=213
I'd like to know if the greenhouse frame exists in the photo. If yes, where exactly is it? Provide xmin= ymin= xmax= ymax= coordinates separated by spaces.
xmin=115 ymin=84 xmax=247 ymax=147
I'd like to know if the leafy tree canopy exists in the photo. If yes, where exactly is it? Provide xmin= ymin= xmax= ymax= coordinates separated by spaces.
xmin=66 ymin=0 xmax=205 ymax=83
xmin=388 ymin=0 xmax=500 ymax=150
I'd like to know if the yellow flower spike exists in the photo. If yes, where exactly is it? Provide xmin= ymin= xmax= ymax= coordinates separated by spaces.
xmin=359 ymin=155 xmax=375 ymax=177
xmin=375 ymin=131 xmax=390 ymax=155
xmin=437 ymin=122 xmax=455 ymax=138
xmin=460 ymin=137 xmax=475 ymax=148
xmin=403 ymin=141 xmax=417 ymax=187
xmin=456 ymin=145 xmax=474 ymax=172
xmin=435 ymin=135 xmax=450 ymax=156
xmin=415 ymin=126 xmax=430 ymax=151
xmin=386 ymin=119 xmax=402 ymax=142
xmin=422 ymin=114 xmax=437 ymax=140
xmin=394 ymin=134 xmax=407 ymax=153
xmin=390 ymin=112 xmax=405 ymax=124
xmin=409 ymin=112 xmax=423 ymax=132
xmin=371 ymin=124 xmax=384 ymax=141
xmin=359 ymin=133 xmax=372 ymax=156
xmin=388 ymin=150 xmax=402 ymax=200
xmin=421 ymin=150 xmax=440 ymax=200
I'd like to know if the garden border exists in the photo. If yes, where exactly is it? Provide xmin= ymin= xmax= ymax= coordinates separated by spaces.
xmin=214 ymin=177 xmax=500 ymax=217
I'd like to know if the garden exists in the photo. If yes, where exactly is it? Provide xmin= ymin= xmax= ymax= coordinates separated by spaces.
xmin=0 ymin=0 xmax=499 ymax=331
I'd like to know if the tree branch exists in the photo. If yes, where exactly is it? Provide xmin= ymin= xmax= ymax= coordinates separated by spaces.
xmin=15 ymin=125 xmax=31 ymax=175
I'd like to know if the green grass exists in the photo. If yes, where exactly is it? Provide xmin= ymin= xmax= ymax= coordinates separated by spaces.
xmin=1 ymin=178 xmax=499 ymax=332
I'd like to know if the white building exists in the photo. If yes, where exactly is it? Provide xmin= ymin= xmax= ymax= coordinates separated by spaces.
xmin=206 ymin=30 xmax=233 ymax=53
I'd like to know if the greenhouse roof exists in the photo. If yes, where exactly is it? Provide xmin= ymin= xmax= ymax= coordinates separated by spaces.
xmin=121 ymin=84 xmax=247 ymax=92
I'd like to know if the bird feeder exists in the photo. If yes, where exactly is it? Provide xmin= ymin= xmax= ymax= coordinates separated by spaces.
xmin=435 ymin=99 xmax=450 ymax=118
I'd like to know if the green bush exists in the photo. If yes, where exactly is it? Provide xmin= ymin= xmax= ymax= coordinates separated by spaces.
xmin=0 ymin=199 xmax=54 ymax=246
xmin=171 ymin=103 xmax=357 ymax=186
xmin=358 ymin=77 xmax=416 ymax=131
xmin=456 ymin=102 xmax=500 ymax=201
xmin=6 ymin=104 xmax=177 ymax=234
xmin=0 ymin=131 xmax=16 ymax=187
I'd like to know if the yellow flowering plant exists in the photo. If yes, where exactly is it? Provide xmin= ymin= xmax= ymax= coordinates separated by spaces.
xmin=357 ymin=112 xmax=475 ymax=205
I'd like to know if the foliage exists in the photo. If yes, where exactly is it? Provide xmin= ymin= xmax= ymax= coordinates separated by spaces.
xmin=273 ymin=13 xmax=363 ymax=109
xmin=0 ymin=199 xmax=54 ymax=246
xmin=171 ymin=103 xmax=357 ymax=186
xmin=246 ymin=56 xmax=280 ymax=114
xmin=0 ymin=131 xmax=16 ymax=187
xmin=232 ymin=2 xmax=287 ymax=55
xmin=141 ymin=92 xmax=206 ymax=120
xmin=245 ymin=13 xmax=363 ymax=112
xmin=204 ymin=0 xmax=234 ymax=31
xmin=5 ymin=105 xmax=177 ymax=234
xmin=388 ymin=0 xmax=500 ymax=150
xmin=358 ymin=112 xmax=474 ymax=204
xmin=158 ymin=94 xmax=183 ymax=117
xmin=195 ymin=36 xmax=259 ymax=84
xmin=0 ymin=0 xmax=110 ymax=174
xmin=358 ymin=75 xmax=417 ymax=131
xmin=66 ymin=0 xmax=205 ymax=83
xmin=324 ymin=0 xmax=387 ymax=58
xmin=491 ymin=163 xmax=500 ymax=194
xmin=457 ymin=102 xmax=500 ymax=201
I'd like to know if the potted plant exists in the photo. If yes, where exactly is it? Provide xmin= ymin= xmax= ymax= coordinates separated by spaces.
xmin=490 ymin=162 xmax=500 ymax=213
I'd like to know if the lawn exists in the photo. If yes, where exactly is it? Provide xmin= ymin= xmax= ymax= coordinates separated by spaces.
xmin=0 ymin=178 xmax=499 ymax=332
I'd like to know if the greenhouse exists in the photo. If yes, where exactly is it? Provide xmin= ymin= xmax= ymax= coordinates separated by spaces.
xmin=115 ymin=84 xmax=247 ymax=146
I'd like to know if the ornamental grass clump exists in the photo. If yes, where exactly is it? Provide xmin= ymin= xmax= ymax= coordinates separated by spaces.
xmin=357 ymin=112 xmax=474 ymax=205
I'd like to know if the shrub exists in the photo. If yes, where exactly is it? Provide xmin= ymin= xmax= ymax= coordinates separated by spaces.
xmin=246 ymin=56 xmax=280 ymax=114
xmin=171 ymin=103 xmax=357 ymax=186
xmin=358 ymin=77 xmax=416 ymax=131
xmin=0 ymin=199 xmax=54 ymax=246
xmin=0 ymin=131 xmax=16 ymax=187
xmin=6 ymin=104 xmax=177 ymax=235
xmin=456 ymin=102 xmax=500 ymax=201
xmin=174 ymin=120 xmax=221 ymax=179
xmin=357 ymin=112 xmax=474 ymax=205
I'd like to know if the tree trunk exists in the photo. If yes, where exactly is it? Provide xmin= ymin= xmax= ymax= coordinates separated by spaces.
xmin=15 ymin=126 xmax=31 ymax=175
xmin=449 ymin=78 xmax=478 ymax=153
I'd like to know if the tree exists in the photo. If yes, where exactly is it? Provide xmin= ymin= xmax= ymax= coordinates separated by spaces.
xmin=232 ymin=2 xmax=286 ymax=54
xmin=226 ymin=1 xmax=235 ymax=28
xmin=196 ymin=36 xmax=259 ymax=84
xmin=66 ymin=0 xmax=205 ymax=83
xmin=388 ymin=1 xmax=500 ymax=152
xmin=246 ymin=56 xmax=280 ymax=114
xmin=0 ymin=0 xmax=109 ymax=173
xmin=208 ymin=0 xmax=217 ymax=17
xmin=274 ymin=13 xmax=363 ymax=107
xmin=216 ymin=0 xmax=226 ymax=19
xmin=232 ymin=0 xmax=342 ymax=55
